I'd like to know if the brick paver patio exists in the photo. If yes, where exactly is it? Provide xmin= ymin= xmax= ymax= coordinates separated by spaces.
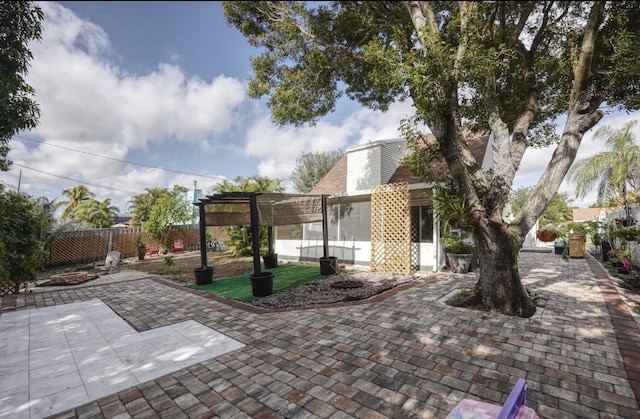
xmin=2 ymin=252 xmax=639 ymax=418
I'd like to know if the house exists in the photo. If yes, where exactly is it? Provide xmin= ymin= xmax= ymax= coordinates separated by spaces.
xmin=275 ymin=133 xmax=496 ymax=273
xmin=572 ymin=207 xmax=609 ymax=224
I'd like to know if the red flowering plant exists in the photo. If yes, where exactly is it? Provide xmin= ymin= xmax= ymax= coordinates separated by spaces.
xmin=622 ymin=258 xmax=632 ymax=271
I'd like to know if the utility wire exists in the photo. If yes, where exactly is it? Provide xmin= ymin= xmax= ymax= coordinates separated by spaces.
xmin=17 ymin=135 xmax=224 ymax=181
xmin=11 ymin=163 xmax=140 ymax=195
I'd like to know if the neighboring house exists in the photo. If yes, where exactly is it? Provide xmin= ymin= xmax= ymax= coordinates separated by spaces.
xmin=275 ymin=133 xmax=496 ymax=273
xmin=572 ymin=207 xmax=609 ymax=224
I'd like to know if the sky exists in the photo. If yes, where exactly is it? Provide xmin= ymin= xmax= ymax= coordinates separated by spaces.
xmin=2 ymin=1 xmax=640 ymax=214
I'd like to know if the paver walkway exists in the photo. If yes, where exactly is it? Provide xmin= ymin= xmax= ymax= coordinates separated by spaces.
xmin=1 ymin=252 xmax=639 ymax=418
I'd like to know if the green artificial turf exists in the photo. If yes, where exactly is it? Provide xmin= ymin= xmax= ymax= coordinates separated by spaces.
xmin=190 ymin=263 xmax=331 ymax=302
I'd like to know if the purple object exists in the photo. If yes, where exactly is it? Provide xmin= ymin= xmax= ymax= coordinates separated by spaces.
xmin=497 ymin=378 xmax=527 ymax=419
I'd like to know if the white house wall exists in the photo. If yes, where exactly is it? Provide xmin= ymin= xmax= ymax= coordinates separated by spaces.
xmin=347 ymin=146 xmax=381 ymax=194
xmin=380 ymin=141 xmax=407 ymax=184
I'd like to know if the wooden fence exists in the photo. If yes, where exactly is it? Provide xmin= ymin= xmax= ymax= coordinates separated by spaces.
xmin=48 ymin=224 xmax=202 ymax=266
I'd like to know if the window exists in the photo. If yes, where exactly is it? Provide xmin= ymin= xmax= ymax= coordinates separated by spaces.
xmin=411 ymin=205 xmax=433 ymax=243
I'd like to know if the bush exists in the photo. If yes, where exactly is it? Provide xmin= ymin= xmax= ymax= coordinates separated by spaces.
xmin=0 ymin=191 xmax=43 ymax=289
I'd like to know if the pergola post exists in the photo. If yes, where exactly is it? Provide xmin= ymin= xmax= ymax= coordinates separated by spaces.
xmin=197 ymin=202 xmax=207 ymax=268
xmin=322 ymin=194 xmax=329 ymax=258
xmin=249 ymin=194 xmax=261 ymax=274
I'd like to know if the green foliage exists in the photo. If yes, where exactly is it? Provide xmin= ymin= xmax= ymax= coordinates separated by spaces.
xmin=129 ymin=187 xmax=182 ymax=227
xmin=510 ymin=187 xmax=573 ymax=227
xmin=55 ymin=185 xmax=95 ymax=221
xmin=291 ymin=149 xmax=342 ymax=193
xmin=568 ymin=121 xmax=640 ymax=210
xmin=142 ymin=189 xmax=193 ymax=248
xmin=213 ymin=175 xmax=284 ymax=256
xmin=432 ymin=183 xmax=473 ymax=233
xmin=440 ymin=234 xmax=475 ymax=254
xmin=0 ymin=1 xmax=44 ymax=171
xmin=135 ymin=235 xmax=146 ymax=253
xmin=72 ymin=198 xmax=119 ymax=228
xmin=0 ymin=190 xmax=44 ymax=286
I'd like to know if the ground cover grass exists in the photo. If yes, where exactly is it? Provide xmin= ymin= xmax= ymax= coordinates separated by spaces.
xmin=190 ymin=263 xmax=329 ymax=302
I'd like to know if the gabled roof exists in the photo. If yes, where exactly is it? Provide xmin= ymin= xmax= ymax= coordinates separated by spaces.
xmin=310 ymin=133 xmax=491 ymax=196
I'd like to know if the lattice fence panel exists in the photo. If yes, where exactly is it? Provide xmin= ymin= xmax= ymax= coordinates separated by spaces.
xmin=370 ymin=182 xmax=411 ymax=274
xmin=48 ymin=224 xmax=201 ymax=266
xmin=50 ymin=231 xmax=109 ymax=265
xmin=0 ymin=281 xmax=19 ymax=297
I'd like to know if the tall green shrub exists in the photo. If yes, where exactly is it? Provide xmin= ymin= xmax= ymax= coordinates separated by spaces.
xmin=0 ymin=190 xmax=43 ymax=289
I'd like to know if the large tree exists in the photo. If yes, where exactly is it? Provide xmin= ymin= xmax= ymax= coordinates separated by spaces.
xmin=223 ymin=1 xmax=640 ymax=316
xmin=291 ymin=149 xmax=343 ymax=192
xmin=568 ymin=121 xmax=640 ymax=213
xmin=0 ymin=1 xmax=44 ymax=171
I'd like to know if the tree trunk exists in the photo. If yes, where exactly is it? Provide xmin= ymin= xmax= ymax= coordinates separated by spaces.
xmin=452 ymin=221 xmax=536 ymax=318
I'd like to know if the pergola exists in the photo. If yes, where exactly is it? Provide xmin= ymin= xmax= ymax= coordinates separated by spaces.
xmin=194 ymin=192 xmax=332 ymax=275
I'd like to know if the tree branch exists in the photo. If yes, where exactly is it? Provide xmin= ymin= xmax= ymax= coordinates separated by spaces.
xmin=507 ymin=1 xmax=535 ymax=48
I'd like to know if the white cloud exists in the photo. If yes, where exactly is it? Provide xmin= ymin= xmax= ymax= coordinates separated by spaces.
xmin=514 ymin=110 xmax=640 ymax=207
xmin=242 ymin=101 xmax=417 ymax=188
xmin=6 ymin=2 xmax=247 ymax=206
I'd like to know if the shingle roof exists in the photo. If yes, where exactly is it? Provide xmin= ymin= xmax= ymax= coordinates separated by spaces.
xmin=310 ymin=133 xmax=491 ymax=196
xmin=572 ymin=207 xmax=610 ymax=222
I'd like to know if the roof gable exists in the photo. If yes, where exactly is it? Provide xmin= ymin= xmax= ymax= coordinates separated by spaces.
xmin=310 ymin=133 xmax=492 ymax=196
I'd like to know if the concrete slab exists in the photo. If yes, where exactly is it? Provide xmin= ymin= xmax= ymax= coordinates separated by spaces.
xmin=0 ymin=300 xmax=244 ymax=418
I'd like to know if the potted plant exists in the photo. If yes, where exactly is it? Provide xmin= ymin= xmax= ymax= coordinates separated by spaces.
xmin=441 ymin=234 xmax=475 ymax=273
xmin=135 ymin=235 xmax=146 ymax=261
xmin=536 ymin=225 xmax=562 ymax=243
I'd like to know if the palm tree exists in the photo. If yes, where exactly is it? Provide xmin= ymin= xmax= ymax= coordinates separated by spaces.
xmin=55 ymin=185 xmax=95 ymax=220
xmin=73 ymin=198 xmax=119 ymax=228
xmin=569 ymin=121 xmax=640 ymax=216
xmin=89 ymin=198 xmax=120 ymax=228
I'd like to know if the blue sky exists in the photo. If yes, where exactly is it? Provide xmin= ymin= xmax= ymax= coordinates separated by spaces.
xmin=3 ymin=1 xmax=639 ymax=213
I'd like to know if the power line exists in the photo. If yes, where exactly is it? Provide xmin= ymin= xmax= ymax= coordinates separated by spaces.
xmin=17 ymin=135 xmax=225 ymax=181
xmin=11 ymin=163 xmax=140 ymax=195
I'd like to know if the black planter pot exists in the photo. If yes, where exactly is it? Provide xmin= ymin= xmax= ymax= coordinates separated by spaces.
xmin=602 ymin=242 xmax=612 ymax=262
xmin=250 ymin=271 xmax=274 ymax=297
xmin=138 ymin=251 xmax=145 ymax=261
xmin=194 ymin=267 xmax=214 ymax=285
xmin=319 ymin=256 xmax=339 ymax=275
xmin=263 ymin=253 xmax=278 ymax=269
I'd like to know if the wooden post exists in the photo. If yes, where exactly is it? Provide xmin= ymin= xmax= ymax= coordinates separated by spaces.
xmin=197 ymin=202 xmax=207 ymax=268
xmin=322 ymin=195 xmax=329 ymax=259
xmin=250 ymin=194 xmax=261 ymax=274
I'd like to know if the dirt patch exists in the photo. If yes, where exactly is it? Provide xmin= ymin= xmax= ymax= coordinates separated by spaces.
xmin=251 ymin=271 xmax=415 ymax=309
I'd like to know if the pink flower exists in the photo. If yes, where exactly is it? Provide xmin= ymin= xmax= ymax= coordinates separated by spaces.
xmin=622 ymin=258 xmax=631 ymax=271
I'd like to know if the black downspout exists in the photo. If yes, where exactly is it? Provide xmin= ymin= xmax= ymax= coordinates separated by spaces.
xmin=197 ymin=202 xmax=207 ymax=268
xmin=250 ymin=194 xmax=261 ymax=274
xmin=322 ymin=195 xmax=329 ymax=259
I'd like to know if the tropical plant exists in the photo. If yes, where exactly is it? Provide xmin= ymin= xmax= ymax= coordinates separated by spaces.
xmin=0 ymin=2 xmax=44 ymax=171
xmin=55 ymin=185 xmax=95 ymax=221
xmin=128 ymin=187 xmax=174 ymax=226
xmin=212 ymin=175 xmax=285 ymax=256
xmin=440 ymin=234 xmax=475 ymax=254
xmin=291 ymin=150 xmax=343 ymax=193
xmin=223 ymin=2 xmax=640 ymax=317
xmin=0 ymin=190 xmax=44 ymax=291
xmin=569 ymin=121 xmax=640 ymax=215
xmin=142 ymin=190 xmax=193 ymax=249
xmin=432 ymin=183 xmax=473 ymax=233
xmin=74 ymin=198 xmax=119 ymax=228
